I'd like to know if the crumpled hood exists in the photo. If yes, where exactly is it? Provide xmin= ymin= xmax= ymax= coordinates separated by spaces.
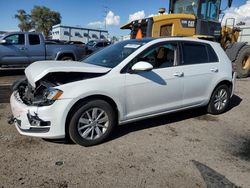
xmin=25 ymin=61 xmax=111 ymax=87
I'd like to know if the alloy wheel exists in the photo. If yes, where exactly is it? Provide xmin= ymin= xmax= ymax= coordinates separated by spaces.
xmin=77 ymin=108 xmax=109 ymax=140
xmin=214 ymin=88 xmax=228 ymax=111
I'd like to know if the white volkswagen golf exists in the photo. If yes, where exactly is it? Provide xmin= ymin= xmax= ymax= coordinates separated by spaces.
xmin=10 ymin=38 xmax=235 ymax=146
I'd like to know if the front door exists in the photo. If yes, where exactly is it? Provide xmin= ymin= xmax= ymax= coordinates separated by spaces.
xmin=0 ymin=34 xmax=29 ymax=67
xmin=124 ymin=42 xmax=184 ymax=120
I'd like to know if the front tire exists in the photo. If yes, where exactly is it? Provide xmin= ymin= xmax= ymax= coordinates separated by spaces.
xmin=69 ymin=100 xmax=116 ymax=146
xmin=207 ymin=85 xmax=230 ymax=115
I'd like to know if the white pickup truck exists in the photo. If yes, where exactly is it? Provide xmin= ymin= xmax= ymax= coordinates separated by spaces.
xmin=0 ymin=32 xmax=87 ymax=68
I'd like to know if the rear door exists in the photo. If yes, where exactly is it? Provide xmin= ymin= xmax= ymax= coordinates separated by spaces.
xmin=0 ymin=33 xmax=29 ymax=67
xmin=180 ymin=42 xmax=220 ymax=107
xmin=27 ymin=34 xmax=45 ymax=63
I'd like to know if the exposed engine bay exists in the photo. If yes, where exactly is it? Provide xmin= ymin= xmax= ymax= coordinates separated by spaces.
xmin=12 ymin=72 xmax=105 ymax=106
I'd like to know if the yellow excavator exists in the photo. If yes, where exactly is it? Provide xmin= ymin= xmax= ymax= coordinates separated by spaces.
xmin=121 ymin=0 xmax=250 ymax=78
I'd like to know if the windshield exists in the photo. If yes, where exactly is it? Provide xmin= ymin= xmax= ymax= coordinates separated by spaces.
xmin=173 ymin=0 xmax=198 ymax=15
xmin=83 ymin=40 xmax=150 ymax=68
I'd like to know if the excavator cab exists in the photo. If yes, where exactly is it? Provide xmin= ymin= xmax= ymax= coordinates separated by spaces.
xmin=170 ymin=0 xmax=222 ymax=40
xmin=121 ymin=0 xmax=232 ymax=41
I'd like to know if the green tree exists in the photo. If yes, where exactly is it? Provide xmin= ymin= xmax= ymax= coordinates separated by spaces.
xmin=14 ymin=9 xmax=32 ymax=31
xmin=31 ymin=6 xmax=61 ymax=38
xmin=111 ymin=36 xmax=118 ymax=43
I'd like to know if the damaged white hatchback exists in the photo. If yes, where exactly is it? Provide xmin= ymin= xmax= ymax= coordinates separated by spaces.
xmin=10 ymin=38 xmax=236 ymax=146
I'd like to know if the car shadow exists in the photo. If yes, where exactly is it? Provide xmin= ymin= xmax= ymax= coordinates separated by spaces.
xmin=138 ymin=71 xmax=167 ymax=85
xmin=108 ymin=94 xmax=242 ymax=142
xmin=227 ymin=94 xmax=242 ymax=111
xmin=43 ymin=94 xmax=242 ymax=145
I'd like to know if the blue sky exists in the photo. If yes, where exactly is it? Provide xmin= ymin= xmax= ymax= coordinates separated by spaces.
xmin=0 ymin=0 xmax=247 ymax=36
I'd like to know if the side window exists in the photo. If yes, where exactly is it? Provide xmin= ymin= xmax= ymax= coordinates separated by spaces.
xmin=127 ymin=42 xmax=177 ymax=71
xmin=4 ymin=34 xmax=24 ymax=45
xmin=182 ymin=43 xmax=208 ymax=65
xmin=207 ymin=45 xmax=219 ymax=62
xmin=96 ymin=42 xmax=104 ymax=47
xmin=160 ymin=25 xmax=172 ymax=37
xmin=29 ymin=34 xmax=40 ymax=45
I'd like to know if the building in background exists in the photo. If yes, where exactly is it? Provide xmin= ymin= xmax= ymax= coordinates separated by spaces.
xmin=238 ymin=25 xmax=250 ymax=43
xmin=52 ymin=24 xmax=109 ymax=43
xmin=119 ymin=34 xmax=130 ymax=41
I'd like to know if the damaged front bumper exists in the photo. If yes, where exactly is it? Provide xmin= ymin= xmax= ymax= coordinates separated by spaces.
xmin=10 ymin=91 xmax=68 ymax=139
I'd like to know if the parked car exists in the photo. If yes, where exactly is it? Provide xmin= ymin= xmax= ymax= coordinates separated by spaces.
xmin=0 ymin=32 xmax=87 ymax=68
xmin=10 ymin=37 xmax=236 ymax=146
xmin=67 ymin=41 xmax=85 ymax=46
xmin=86 ymin=39 xmax=111 ymax=54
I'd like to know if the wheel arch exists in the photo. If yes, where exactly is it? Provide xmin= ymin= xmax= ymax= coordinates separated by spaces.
xmin=209 ymin=79 xmax=233 ymax=102
xmin=65 ymin=94 xmax=120 ymax=137
xmin=55 ymin=51 xmax=76 ymax=60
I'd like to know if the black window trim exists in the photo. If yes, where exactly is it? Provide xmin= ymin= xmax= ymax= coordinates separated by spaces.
xmin=121 ymin=41 xmax=182 ymax=74
xmin=179 ymin=41 xmax=219 ymax=66
xmin=28 ymin=34 xmax=41 ymax=45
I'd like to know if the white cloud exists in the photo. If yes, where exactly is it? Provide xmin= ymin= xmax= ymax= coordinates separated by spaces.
xmin=128 ymin=11 xmax=145 ymax=22
xmin=87 ymin=11 xmax=120 ymax=29
xmin=148 ymin=14 xmax=156 ymax=18
xmin=222 ymin=1 xmax=250 ymax=26
xmin=106 ymin=11 xmax=120 ymax=26
xmin=87 ymin=21 xmax=104 ymax=29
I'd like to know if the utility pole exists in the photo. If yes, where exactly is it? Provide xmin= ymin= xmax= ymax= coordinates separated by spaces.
xmin=103 ymin=6 xmax=108 ymax=30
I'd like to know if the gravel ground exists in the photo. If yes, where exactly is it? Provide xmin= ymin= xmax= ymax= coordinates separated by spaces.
xmin=0 ymin=78 xmax=250 ymax=188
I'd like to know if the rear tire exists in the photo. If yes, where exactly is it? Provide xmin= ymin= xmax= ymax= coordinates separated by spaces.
xmin=60 ymin=56 xmax=74 ymax=61
xmin=207 ymin=85 xmax=230 ymax=115
xmin=235 ymin=45 xmax=250 ymax=78
xmin=69 ymin=100 xmax=116 ymax=146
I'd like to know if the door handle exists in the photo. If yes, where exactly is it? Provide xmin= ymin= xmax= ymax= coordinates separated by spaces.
xmin=173 ymin=72 xmax=184 ymax=77
xmin=210 ymin=68 xmax=219 ymax=73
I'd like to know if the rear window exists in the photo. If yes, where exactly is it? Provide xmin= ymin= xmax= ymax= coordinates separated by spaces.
xmin=181 ymin=42 xmax=218 ymax=65
xmin=29 ymin=34 xmax=40 ymax=45
xmin=207 ymin=44 xmax=219 ymax=62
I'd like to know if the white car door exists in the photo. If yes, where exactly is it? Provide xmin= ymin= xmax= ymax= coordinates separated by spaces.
xmin=124 ymin=42 xmax=184 ymax=120
xmin=180 ymin=42 xmax=220 ymax=107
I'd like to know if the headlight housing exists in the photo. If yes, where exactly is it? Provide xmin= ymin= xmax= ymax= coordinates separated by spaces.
xmin=33 ymin=88 xmax=63 ymax=106
xmin=45 ymin=88 xmax=63 ymax=101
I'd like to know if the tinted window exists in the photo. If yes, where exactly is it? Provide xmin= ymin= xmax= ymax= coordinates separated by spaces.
xmin=29 ymin=34 xmax=40 ymax=45
xmin=160 ymin=25 xmax=172 ymax=37
xmin=182 ymin=43 xmax=208 ymax=65
xmin=96 ymin=42 xmax=103 ymax=47
xmin=207 ymin=45 xmax=219 ymax=62
xmin=4 ymin=34 xmax=24 ymax=45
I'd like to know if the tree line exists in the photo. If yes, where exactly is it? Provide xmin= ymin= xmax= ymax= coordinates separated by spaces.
xmin=15 ymin=6 xmax=61 ymax=38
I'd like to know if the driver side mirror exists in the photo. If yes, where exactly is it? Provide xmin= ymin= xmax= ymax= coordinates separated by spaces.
xmin=0 ymin=39 xmax=7 ymax=44
xmin=131 ymin=61 xmax=153 ymax=72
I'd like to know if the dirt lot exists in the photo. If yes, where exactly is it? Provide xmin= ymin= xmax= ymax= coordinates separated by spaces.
xmin=0 ymin=77 xmax=250 ymax=188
